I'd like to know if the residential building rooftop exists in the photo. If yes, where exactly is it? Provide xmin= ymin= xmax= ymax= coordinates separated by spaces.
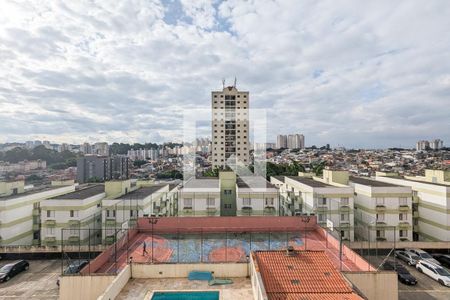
xmin=49 ymin=184 xmax=104 ymax=200
xmin=253 ymin=250 xmax=363 ymax=300
xmin=350 ymin=176 xmax=400 ymax=187
xmin=236 ymin=177 xmax=277 ymax=189
xmin=115 ymin=185 xmax=167 ymax=199
xmin=286 ymin=176 xmax=333 ymax=188
xmin=0 ymin=185 xmax=63 ymax=201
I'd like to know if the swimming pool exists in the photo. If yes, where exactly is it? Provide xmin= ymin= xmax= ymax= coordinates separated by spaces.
xmin=151 ymin=291 xmax=219 ymax=300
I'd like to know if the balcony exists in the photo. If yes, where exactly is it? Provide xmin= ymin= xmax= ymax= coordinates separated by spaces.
xmin=399 ymin=205 xmax=410 ymax=211
xmin=375 ymin=220 xmax=387 ymax=226
xmin=376 ymin=237 xmax=387 ymax=241
xmin=241 ymin=206 xmax=252 ymax=216
xmin=264 ymin=206 xmax=276 ymax=215
xmin=375 ymin=205 xmax=386 ymax=211
xmin=68 ymin=220 xmax=80 ymax=227
xmin=45 ymin=220 xmax=56 ymax=227
xmin=339 ymin=205 xmax=350 ymax=212
xmin=105 ymin=219 xmax=116 ymax=227
xmin=206 ymin=207 xmax=217 ymax=216
xmin=399 ymin=222 xmax=410 ymax=228
xmin=182 ymin=208 xmax=193 ymax=216
xmin=68 ymin=236 xmax=80 ymax=243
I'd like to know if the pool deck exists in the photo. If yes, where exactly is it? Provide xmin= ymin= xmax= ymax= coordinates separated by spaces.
xmin=116 ymin=278 xmax=253 ymax=300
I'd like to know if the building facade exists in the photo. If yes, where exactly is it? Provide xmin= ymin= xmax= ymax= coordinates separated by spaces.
xmin=376 ymin=170 xmax=450 ymax=241
xmin=0 ymin=180 xmax=75 ymax=246
xmin=77 ymin=156 xmax=130 ymax=183
xmin=350 ymin=177 xmax=413 ymax=242
xmin=211 ymin=86 xmax=250 ymax=168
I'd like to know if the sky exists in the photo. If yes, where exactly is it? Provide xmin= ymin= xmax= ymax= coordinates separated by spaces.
xmin=0 ymin=0 xmax=449 ymax=149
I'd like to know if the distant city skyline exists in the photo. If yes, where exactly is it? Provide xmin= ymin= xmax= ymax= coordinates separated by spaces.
xmin=1 ymin=1 xmax=450 ymax=148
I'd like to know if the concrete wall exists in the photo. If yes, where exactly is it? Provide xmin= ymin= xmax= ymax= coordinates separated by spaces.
xmin=59 ymin=275 xmax=115 ymax=300
xmin=250 ymin=254 xmax=268 ymax=300
xmin=97 ymin=265 xmax=131 ymax=300
xmin=344 ymin=271 xmax=398 ymax=300
xmin=132 ymin=262 xmax=247 ymax=278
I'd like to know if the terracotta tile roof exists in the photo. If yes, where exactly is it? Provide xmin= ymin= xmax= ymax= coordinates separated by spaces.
xmin=254 ymin=250 xmax=362 ymax=300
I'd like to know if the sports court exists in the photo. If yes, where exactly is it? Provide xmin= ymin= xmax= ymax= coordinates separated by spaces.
xmin=81 ymin=216 xmax=372 ymax=274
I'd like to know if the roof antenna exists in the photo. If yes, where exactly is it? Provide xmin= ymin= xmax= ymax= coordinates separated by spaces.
xmin=222 ymin=78 xmax=225 ymax=89
xmin=234 ymin=76 xmax=237 ymax=88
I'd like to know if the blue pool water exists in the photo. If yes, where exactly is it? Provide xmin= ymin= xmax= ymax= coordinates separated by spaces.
xmin=151 ymin=291 xmax=219 ymax=300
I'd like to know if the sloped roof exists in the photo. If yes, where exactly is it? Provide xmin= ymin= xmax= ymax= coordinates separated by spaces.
xmin=254 ymin=250 xmax=362 ymax=300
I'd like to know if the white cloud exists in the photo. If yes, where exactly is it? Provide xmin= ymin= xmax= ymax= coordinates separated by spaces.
xmin=0 ymin=0 xmax=449 ymax=148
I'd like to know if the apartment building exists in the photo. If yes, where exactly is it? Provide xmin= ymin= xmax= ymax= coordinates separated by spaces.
xmin=376 ymin=169 xmax=450 ymax=241
xmin=77 ymin=155 xmax=129 ymax=183
xmin=0 ymin=180 xmax=75 ymax=246
xmin=178 ymin=171 xmax=279 ymax=217
xmin=270 ymin=171 xmax=355 ymax=241
xmin=236 ymin=176 xmax=279 ymax=216
xmin=40 ymin=185 xmax=105 ymax=246
xmin=211 ymin=85 xmax=250 ymax=168
xmin=349 ymin=176 xmax=413 ymax=242
xmin=102 ymin=180 xmax=178 ymax=244
xmin=178 ymin=178 xmax=221 ymax=217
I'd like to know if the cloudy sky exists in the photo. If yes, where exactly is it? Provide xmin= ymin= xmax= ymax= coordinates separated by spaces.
xmin=1 ymin=0 xmax=449 ymax=148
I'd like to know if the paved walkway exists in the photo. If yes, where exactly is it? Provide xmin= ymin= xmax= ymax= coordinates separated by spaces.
xmin=116 ymin=278 xmax=253 ymax=299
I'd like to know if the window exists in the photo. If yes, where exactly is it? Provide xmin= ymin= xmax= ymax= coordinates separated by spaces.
xmin=106 ymin=210 xmax=116 ymax=218
xmin=69 ymin=227 xmax=78 ymax=236
xmin=400 ymin=230 xmax=407 ymax=237
xmin=318 ymin=214 xmax=324 ymax=222
xmin=224 ymin=204 xmax=232 ymax=209
xmin=184 ymin=198 xmax=193 ymax=208
xmin=207 ymin=198 xmax=215 ymax=207
xmin=399 ymin=213 xmax=407 ymax=221
xmin=47 ymin=210 xmax=55 ymax=218
xmin=70 ymin=210 xmax=79 ymax=218
xmin=243 ymin=198 xmax=251 ymax=206
xmin=341 ymin=197 xmax=349 ymax=205
xmin=47 ymin=227 xmax=55 ymax=235
xmin=340 ymin=214 xmax=348 ymax=221
xmin=376 ymin=198 xmax=385 ymax=205
xmin=224 ymin=190 xmax=232 ymax=195
xmin=376 ymin=213 xmax=385 ymax=221
xmin=265 ymin=198 xmax=274 ymax=206
xmin=130 ymin=210 xmax=135 ymax=217
xmin=399 ymin=197 xmax=408 ymax=206
xmin=319 ymin=198 xmax=327 ymax=206
xmin=376 ymin=230 xmax=385 ymax=238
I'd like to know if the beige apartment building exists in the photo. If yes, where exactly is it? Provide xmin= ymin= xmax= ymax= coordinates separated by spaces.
xmin=211 ymin=85 xmax=250 ymax=168
xmin=376 ymin=169 xmax=450 ymax=242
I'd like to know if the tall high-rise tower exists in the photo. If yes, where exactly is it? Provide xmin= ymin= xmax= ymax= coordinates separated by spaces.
xmin=211 ymin=85 xmax=249 ymax=168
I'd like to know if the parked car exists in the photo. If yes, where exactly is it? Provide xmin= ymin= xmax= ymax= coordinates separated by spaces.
xmin=432 ymin=254 xmax=450 ymax=268
xmin=0 ymin=260 xmax=29 ymax=283
xmin=416 ymin=261 xmax=450 ymax=287
xmin=405 ymin=248 xmax=441 ymax=265
xmin=395 ymin=250 xmax=421 ymax=266
xmin=382 ymin=260 xmax=417 ymax=285
xmin=56 ymin=260 xmax=88 ymax=287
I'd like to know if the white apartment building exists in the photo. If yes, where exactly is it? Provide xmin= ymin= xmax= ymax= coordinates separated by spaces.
xmin=40 ymin=185 xmax=105 ymax=246
xmin=276 ymin=135 xmax=288 ymax=149
xmin=0 ymin=180 xmax=75 ymax=246
xmin=102 ymin=181 xmax=177 ymax=244
xmin=287 ymin=134 xmax=305 ymax=149
xmin=349 ymin=177 xmax=413 ymax=242
xmin=271 ymin=172 xmax=355 ymax=241
xmin=178 ymin=172 xmax=279 ymax=217
xmin=376 ymin=170 xmax=450 ymax=242
xmin=211 ymin=85 xmax=250 ymax=168
xmin=236 ymin=177 xmax=279 ymax=216
xmin=178 ymin=178 xmax=221 ymax=217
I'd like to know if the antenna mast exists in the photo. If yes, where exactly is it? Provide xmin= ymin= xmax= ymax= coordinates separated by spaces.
xmin=222 ymin=78 xmax=225 ymax=89
xmin=234 ymin=76 xmax=237 ymax=88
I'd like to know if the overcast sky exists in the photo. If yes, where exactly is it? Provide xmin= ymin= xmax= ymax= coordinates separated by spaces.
xmin=1 ymin=0 xmax=449 ymax=148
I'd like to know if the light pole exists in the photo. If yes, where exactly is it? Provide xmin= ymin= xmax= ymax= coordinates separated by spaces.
xmin=148 ymin=217 xmax=159 ymax=263
xmin=300 ymin=215 xmax=311 ymax=250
